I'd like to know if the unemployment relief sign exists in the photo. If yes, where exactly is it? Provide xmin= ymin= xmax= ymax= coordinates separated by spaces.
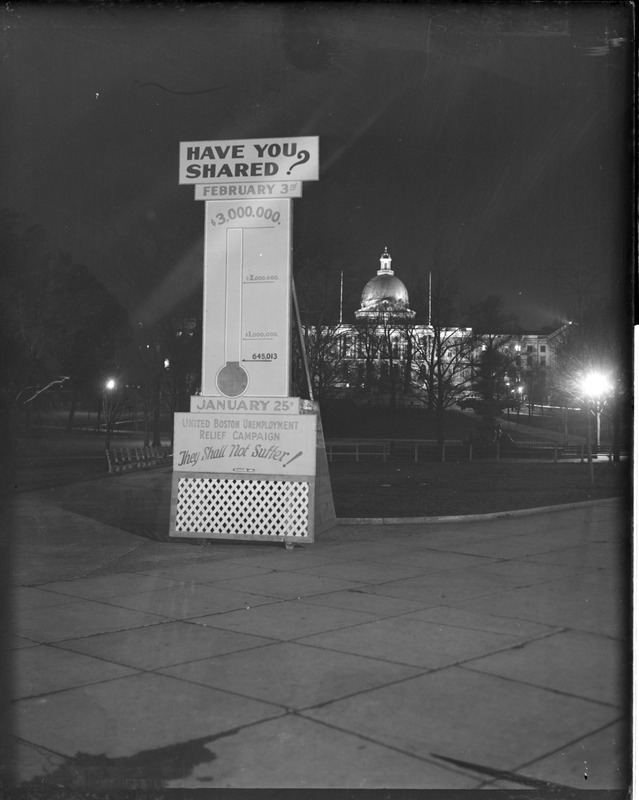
xmin=173 ymin=412 xmax=317 ymax=477
xmin=179 ymin=137 xmax=319 ymax=184
xmin=171 ymin=133 xmax=334 ymax=545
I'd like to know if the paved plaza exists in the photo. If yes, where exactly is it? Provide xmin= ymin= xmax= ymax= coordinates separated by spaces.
xmin=3 ymin=468 xmax=631 ymax=790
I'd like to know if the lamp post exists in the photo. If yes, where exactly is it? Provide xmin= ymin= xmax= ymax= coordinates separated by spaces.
xmin=580 ymin=371 xmax=611 ymax=486
xmin=104 ymin=377 xmax=116 ymax=450
xmin=581 ymin=372 xmax=611 ymax=448
xmin=516 ymin=385 xmax=523 ymax=423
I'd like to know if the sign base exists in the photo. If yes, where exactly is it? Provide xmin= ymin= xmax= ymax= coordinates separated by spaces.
xmin=170 ymin=471 xmax=315 ymax=543
xmin=169 ymin=399 xmax=335 ymax=544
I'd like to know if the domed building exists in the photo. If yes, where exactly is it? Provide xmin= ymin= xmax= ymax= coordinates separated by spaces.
xmin=296 ymin=245 xmax=561 ymax=409
xmin=355 ymin=248 xmax=415 ymax=320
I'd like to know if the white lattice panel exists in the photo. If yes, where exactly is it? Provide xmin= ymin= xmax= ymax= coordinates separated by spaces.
xmin=173 ymin=476 xmax=310 ymax=539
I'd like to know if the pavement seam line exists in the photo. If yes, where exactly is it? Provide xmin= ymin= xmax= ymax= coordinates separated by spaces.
xmin=293 ymin=713 xmax=481 ymax=782
xmin=458 ymin=661 xmax=626 ymax=709
xmin=429 ymin=752 xmax=577 ymax=791
xmin=505 ymin=715 xmax=630 ymax=781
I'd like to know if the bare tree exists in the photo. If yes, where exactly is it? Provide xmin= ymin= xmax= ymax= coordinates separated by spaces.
xmin=398 ymin=271 xmax=474 ymax=454
xmin=408 ymin=323 xmax=475 ymax=456
xmin=464 ymin=294 xmax=521 ymax=420
xmin=0 ymin=214 xmax=130 ymax=435
xmin=293 ymin=266 xmax=346 ymax=405
xmin=550 ymin=261 xmax=601 ymax=328
xmin=350 ymin=318 xmax=382 ymax=397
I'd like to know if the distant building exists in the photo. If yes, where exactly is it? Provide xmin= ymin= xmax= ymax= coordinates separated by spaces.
xmin=304 ymin=248 xmax=570 ymax=408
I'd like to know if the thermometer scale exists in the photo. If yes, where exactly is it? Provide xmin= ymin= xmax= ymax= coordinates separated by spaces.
xmin=215 ymin=227 xmax=249 ymax=396
xmin=202 ymin=198 xmax=291 ymax=397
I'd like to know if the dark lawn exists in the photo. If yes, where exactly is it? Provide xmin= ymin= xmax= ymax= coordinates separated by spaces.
xmin=329 ymin=459 xmax=630 ymax=518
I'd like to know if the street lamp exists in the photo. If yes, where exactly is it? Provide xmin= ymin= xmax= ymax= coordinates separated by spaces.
xmin=581 ymin=371 xmax=611 ymax=450
xmin=516 ymin=384 xmax=523 ymax=422
xmin=104 ymin=377 xmax=117 ymax=450
xmin=580 ymin=371 xmax=612 ymax=486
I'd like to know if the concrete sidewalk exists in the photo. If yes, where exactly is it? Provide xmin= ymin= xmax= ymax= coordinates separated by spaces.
xmin=5 ymin=469 xmax=630 ymax=791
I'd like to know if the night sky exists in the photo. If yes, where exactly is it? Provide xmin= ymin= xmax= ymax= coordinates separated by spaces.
xmin=1 ymin=2 xmax=634 ymax=330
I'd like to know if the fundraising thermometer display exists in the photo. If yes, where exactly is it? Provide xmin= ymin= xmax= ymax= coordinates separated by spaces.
xmin=203 ymin=198 xmax=291 ymax=397
xmin=216 ymin=228 xmax=249 ymax=396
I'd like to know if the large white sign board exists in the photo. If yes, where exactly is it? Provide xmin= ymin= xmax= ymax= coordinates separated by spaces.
xmin=174 ymin=412 xmax=317 ymax=477
xmin=180 ymin=137 xmax=319 ymax=184
xmin=202 ymin=198 xmax=291 ymax=397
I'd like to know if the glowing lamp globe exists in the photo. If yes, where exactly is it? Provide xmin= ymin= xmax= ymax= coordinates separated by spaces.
xmin=581 ymin=372 xmax=611 ymax=399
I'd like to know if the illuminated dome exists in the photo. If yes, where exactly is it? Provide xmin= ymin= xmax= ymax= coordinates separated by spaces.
xmin=355 ymin=248 xmax=415 ymax=319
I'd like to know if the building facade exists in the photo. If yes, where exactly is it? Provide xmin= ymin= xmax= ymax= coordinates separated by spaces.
xmin=304 ymin=248 xmax=570 ymax=409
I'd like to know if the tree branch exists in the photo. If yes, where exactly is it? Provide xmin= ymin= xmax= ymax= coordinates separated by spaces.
xmin=19 ymin=377 xmax=70 ymax=405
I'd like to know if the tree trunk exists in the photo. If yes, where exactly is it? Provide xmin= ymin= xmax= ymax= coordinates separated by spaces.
xmin=143 ymin=416 xmax=151 ymax=448
xmin=403 ymin=336 xmax=412 ymax=393
xmin=66 ymin=389 xmax=78 ymax=431
xmin=426 ymin=374 xmax=434 ymax=412
xmin=611 ymin=395 xmax=621 ymax=463
xmin=387 ymin=349 xmax=396 ymax=411
xmin=435 ymin=400 xmax=446 ymax=461
xmin=152 ymin=376 xmax=162 ymax=447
